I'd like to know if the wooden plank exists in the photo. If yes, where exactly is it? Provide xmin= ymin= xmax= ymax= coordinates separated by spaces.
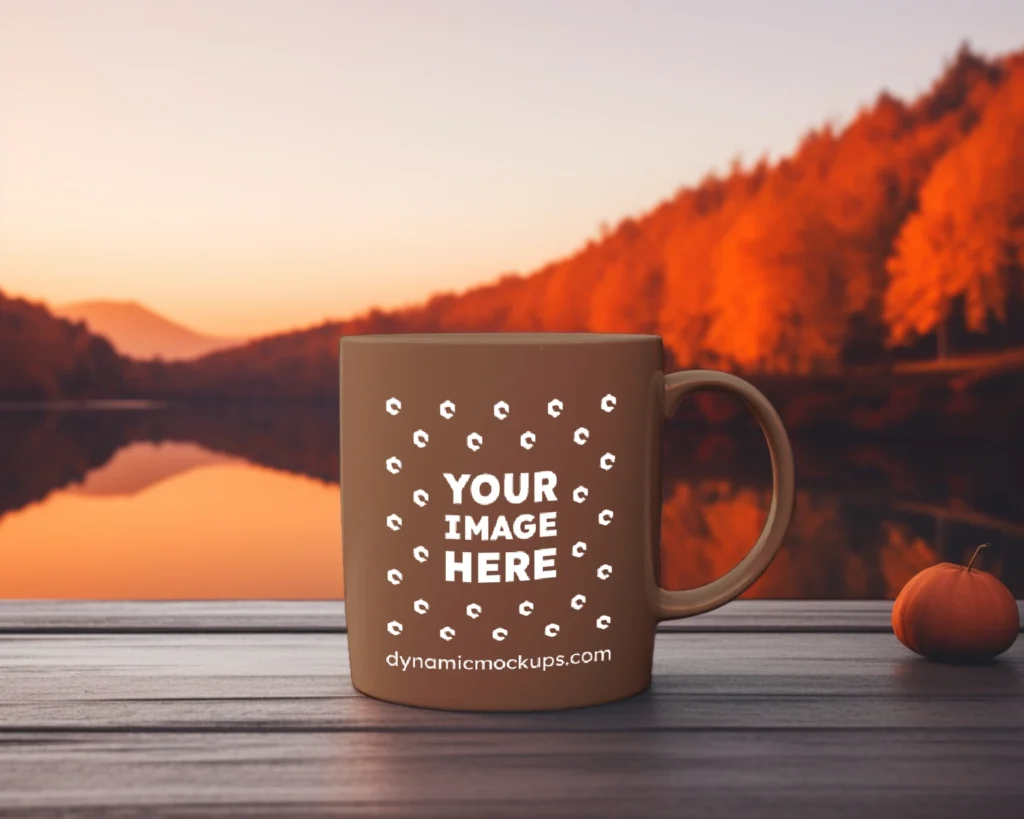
xmin=1 ymin=730 xmax=1022 ymax=818
xmin=0 ymin=631 xmax=1021 ymax=817
xmin=1 ymin=633 xmax=1021 ymax=731
xmin=1 ymin=599 xmax=1021 ymax=634
xmin=0 ymin=601 xmax=347 ymax=634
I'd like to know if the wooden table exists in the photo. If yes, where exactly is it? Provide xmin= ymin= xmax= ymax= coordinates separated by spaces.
xmin=2 ymin=601 xmax=1022 ymax=818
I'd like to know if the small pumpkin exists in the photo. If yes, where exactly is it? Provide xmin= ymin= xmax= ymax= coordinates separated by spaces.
xmin=892 ymin=543 xmax=1019 ymax=663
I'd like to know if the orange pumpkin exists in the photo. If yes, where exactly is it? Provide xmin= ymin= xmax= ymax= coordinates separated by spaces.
xmin=892 ymin=543 xmax=1019 ymax=663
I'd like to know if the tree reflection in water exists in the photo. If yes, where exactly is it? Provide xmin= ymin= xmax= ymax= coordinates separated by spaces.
xmin=1 ymin=406 xmax=1021 ymax=598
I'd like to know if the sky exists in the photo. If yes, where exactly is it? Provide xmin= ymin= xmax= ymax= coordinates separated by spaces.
xmin=2 ymin=0 xmax=1024 ymax=338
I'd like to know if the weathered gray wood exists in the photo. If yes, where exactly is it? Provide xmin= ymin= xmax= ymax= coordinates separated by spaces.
xmin=1 ymin=633 xmax=1021 ymax=731
xmin=2 ymin=603 xmax=1022 ymax=817
xmin=0 ymin=601 xmax=347 ymax=633
xmin=0 ymin=599 xmax=960 ymax=633
xmin=1 ymin=629 xmax=1022 ymax=817
xmin=2 ymin=599 xmax=1021 ymax=634
xmin=1 ymin=729 xmax=1022 ymax=819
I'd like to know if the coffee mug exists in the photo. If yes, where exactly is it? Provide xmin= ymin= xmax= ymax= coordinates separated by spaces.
xmin=340 ymin=333 xmax=795 ymax=711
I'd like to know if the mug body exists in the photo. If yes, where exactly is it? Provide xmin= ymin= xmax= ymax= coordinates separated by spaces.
xmin=341 ymin=333 xmax=664 ymax=711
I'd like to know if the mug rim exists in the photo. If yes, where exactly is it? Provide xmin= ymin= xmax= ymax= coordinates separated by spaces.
xmin=341 ymin=332 xmax=661 ymax=346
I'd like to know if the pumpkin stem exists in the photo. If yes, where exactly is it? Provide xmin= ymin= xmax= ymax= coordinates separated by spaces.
xmin=965 ymin=542 xmax=991 ymax=573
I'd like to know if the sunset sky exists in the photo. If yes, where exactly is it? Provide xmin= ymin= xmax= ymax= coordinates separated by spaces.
xmin=2 ymin=0 xmax=1023 ymax=338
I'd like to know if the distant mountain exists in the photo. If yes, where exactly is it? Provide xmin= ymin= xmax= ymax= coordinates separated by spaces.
xmin=55 ymin=300 xmax=244 ymax=361
xmin=146 ymin=44 xmax=1024 ymax=402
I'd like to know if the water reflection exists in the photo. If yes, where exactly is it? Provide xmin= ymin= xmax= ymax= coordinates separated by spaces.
xmin=67 ymin=441 xmax=233 ymax=497
xmin=0 ymin=440 xmax=342 ymax=599
xmin=0 ymin=406 xmax=1021 ymax=599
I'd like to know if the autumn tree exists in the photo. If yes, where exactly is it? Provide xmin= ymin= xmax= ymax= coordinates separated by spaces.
xmin=585 ymin=217 xmax=665 ymax=335
xmin=696 ymin=47 xmax=1006 ymax=374
xmin=656 ymin=166 xmax=768 ymax=367
xmin=114 ymin=45 xmax=1020 ymax=399
xmin=701 ymin=130 xmax=861 ymax=374
xmin=884 ymin=61 xmax=1024 ymax=354
xmin=0 ymin=291 xmax=128 ymax=399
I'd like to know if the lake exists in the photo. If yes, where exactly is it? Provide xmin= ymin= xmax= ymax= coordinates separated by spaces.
xmin=1 ymin=405 xmax=1021 ymax=599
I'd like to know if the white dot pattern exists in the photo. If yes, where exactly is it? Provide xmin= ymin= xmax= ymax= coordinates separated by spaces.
xmin=383 ymin=394 xmax=620 ymax=642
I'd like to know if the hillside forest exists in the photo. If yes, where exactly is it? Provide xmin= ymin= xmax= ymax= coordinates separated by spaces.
xmin=2 ymin=45 xmax=1023 ymax=433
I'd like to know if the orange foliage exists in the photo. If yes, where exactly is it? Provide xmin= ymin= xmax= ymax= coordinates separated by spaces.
xmin=658 ymin=169 xmax=766 ymax=367
xmin=659 ymin=481 xmax=877 ymax=598
xmin=705 ymin=172 xmax=851 ymax=373
xmin=879 ymin=523 xmax=939 ymax=598
xmin=658 ymin=480 xmax=992 ymax=599
xmin=5 ymin=46 xmax=1024 ymax=402
xmin=145 ymin=44 xmax=1021 ymax=402
xmin=886 ymin=58 xmax=1024 ymax=343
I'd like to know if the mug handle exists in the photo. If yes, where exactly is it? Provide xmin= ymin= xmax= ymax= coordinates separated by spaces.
xmin=654 ymin=370 xmax=796 ymax=620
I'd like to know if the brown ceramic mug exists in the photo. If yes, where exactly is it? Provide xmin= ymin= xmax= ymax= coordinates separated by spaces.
xmin=340 ymin=333 xmax=795 ymax=711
